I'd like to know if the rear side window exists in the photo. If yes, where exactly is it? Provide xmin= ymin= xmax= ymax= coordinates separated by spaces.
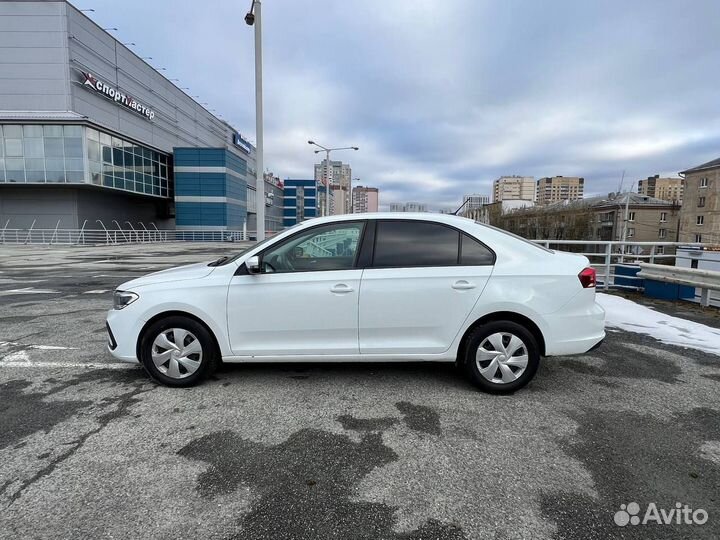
xmin=461 ymin=234 xmax=494 ymax=265
xmin=373 ymin=221 xmax=459 ymax=267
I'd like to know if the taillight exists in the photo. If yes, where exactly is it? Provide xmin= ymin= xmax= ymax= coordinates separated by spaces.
xmin=578 ymin=267 xmax=596 ymax=288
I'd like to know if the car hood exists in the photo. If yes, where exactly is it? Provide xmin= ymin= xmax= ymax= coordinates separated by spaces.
xmin=118 ymin=262 xmax=215 ymax=290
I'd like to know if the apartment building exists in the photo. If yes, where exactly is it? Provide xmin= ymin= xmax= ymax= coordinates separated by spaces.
xmin=679 ymin=157 xmax=719 ymax=244
xmin=536 ymin=176 xmax=584 ymax=205
xmin=390 ymin=202 xmax=428 ymax=212
xmin=638 ymin=175 xmax=683 ymax=203
xmin=492 ymin=176 xmax=535 ymax=202
xmin=351 ymin=186 xmax=379 ymax=213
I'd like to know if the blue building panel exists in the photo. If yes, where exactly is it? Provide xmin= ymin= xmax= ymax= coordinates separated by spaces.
xmin=174 ymin=147 xmax=248 ymax=230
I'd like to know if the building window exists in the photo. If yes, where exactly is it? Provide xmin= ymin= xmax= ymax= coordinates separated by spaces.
xmin=0 ymin=124 xmax=168 ymax=196
xmin=658 ymin=228 xmax=667 ymax=238
xmin=698 ymin=196 xmax=705 ymax=207
xmin=628 ymin=211 xmax=635 ymax=221
xmin=695 ymin=234 xmax=702 ymax=243
xmin=627 ymin=227 xmax=635 ymax=238
xmin=659 ymin=212 xmax=667 ymax=222
xmin=699 ymin=177 xmax=708 ymax=188
xmin=696 ymin=215 xmax=704 ymax=226
xmin=86 ymin=127 xmax=168 ymax=197
xmin=656 ymin=246 xmax=665 ymax=255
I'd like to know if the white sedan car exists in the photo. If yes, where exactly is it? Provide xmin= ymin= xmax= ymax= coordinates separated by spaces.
xmin=107 ymin=213 xmax=605 ymax=393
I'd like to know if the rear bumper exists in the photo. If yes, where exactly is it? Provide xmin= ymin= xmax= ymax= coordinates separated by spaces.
xmin=543 ymin=299 xmax=606 ymax=356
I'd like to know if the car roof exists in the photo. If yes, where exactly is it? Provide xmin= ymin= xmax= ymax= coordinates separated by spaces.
xmin=300 ymin=212 xmax=476 ymax=226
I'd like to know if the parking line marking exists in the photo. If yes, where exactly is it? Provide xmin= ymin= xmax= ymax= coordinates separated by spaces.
xmin=0 ymin=361 xmax=138 ymax=369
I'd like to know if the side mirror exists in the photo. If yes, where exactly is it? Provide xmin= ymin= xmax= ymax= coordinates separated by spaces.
xmin=246 ymin=255 xmax=261 ymax=274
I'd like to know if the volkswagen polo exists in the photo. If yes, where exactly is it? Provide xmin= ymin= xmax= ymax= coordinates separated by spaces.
xmin=106 ymin=213 xmax=605 ymax=393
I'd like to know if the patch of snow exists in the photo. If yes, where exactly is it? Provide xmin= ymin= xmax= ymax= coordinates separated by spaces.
xmin=596 ymin=293 xmax=720 ymax=357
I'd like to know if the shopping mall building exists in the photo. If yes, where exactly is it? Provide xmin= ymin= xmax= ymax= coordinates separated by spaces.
xmin=0 ymin=0 xmax=283 ymax=233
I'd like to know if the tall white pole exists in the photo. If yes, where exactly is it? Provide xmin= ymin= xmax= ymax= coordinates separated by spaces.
xmin=325 ymin=149 xmax=331 ymax=216
xmin=253 ymin=0 xmax=265 ymax=240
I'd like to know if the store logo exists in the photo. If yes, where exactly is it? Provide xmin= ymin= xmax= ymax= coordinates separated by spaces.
xmin=81 ymin=71 xmax=155 ymax=120
xmin=614 ymin=502 xmax=708 ymax=527
xmin=233 ymin=132 xmax=253 ymax=154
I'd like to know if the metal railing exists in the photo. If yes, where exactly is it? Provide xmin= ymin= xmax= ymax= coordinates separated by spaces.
xmin=0 ymin=227 xmax=257 ymax=245
xmin=530 ymin=240 xmax=710 ymax=290
xmin=637 ymin=262 xmax=720 ymax=306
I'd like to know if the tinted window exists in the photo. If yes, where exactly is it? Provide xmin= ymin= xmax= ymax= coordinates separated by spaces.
xmin=461 ymin=234 xmax=494 ymax=265
xmin=373 ymin=221 xmax=459 ymax=267
xmin=262 ymin=222 xmax=364 ymax=273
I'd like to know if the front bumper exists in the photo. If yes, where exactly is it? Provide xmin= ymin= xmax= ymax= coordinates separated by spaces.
xmin=106 ymin=308 xmax=143 ymax=363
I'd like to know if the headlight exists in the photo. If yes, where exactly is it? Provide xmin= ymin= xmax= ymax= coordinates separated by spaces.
xmin=113 ymin=290 xmax=139 ymax=310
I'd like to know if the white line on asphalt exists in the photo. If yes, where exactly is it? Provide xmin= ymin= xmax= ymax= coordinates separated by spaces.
xmin=83 ymin=290 xmax=110 ymax=294
xmin=0 ymin=361 xmax=138 ymax=369
xmin=0 ymin=342 xmax=78 ymax=350
xmin=0 ymin=287 xmax=59 ymax=295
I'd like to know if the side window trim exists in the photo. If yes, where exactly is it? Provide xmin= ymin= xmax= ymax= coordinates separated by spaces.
xmin=369 ymin=219 xmax=496 ymax=269
xmin=257 ymin=220 xmax=367 ymax=274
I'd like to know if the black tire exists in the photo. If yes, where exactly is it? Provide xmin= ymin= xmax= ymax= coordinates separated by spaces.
xmin=462 ymin=320 xmax=540 ymax=394
xmin=139 ymin=315 xmax=218 ymax=387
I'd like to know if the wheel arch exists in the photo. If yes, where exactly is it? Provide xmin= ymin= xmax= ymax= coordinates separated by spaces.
xmin=136 ymin=310 xmax=223 ymax=362
xmin=456 ymin=311 xmax=547 ymax=361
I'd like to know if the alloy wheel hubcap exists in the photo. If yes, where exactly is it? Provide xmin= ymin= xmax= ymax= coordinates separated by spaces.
xmin=151 ymin=328 xmax=203 ymax=379
xmin=476 ymin=332 xmax=529 ymax=384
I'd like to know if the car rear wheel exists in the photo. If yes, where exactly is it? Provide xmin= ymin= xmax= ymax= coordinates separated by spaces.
xmin=462 ymin=320 xmax=540 ymax=394
xmin=139 ymin=316 xmax=218 ymax=387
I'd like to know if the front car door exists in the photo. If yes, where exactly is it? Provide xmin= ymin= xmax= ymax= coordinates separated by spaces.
xmin=359 ymin=220 xmax=495 ymax=355
xmin=227 ymin=220 xmax=366 ymax=357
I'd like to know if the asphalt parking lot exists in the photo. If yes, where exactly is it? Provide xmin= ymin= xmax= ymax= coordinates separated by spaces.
xmin=1 ymin=243 xmax=719 ymax=540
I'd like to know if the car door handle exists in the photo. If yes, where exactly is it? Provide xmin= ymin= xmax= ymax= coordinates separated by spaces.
xmin=330 ymin=284 xmax=354 ymax=294
xmin=452 ymin=280 xmax=476 ymax=290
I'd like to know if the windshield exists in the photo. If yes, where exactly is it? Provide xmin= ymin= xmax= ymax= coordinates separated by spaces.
xmin=212 ymin=234 xmax=278 ymax=266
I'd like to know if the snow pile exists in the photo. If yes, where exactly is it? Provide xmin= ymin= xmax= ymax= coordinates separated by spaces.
xmin=596 ymin=293 xmax=720 ymax=357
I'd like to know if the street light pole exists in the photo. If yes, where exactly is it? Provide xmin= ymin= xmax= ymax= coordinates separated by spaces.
xmin=307 ymin=141 xmax=359 ymax=217
xmin=246 ymin=0 xmax=265 ymax=240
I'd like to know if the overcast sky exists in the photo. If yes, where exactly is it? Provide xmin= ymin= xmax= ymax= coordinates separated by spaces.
xmin=87 ymin=0 xmax=720 ymax=210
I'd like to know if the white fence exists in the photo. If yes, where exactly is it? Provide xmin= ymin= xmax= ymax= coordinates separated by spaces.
xmin=0 ymin=227 xmax=256 ymax=245
xmin=530 ymin=240 xmax=711 ymax=291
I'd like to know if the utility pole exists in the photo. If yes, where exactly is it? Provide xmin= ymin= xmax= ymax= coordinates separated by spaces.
xmin=620 ymin=182 xmax=634 ymax=262
xmin=246 ymin=0 xmax=264 ymax=240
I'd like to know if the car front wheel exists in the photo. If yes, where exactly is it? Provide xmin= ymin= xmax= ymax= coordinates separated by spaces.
xmin=139 ymin=316 xmax=218 ymax=387
xmin=462 ymin=320 xmax=540 ymax=394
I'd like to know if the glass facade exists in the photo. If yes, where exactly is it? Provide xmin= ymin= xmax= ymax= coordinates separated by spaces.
xmin=87 ymin=127 xmax=168 ymax=197
xmin=0 ymin=124 xmax=169 ymax=198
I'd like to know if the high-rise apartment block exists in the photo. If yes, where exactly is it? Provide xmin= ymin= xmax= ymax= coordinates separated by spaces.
xmin=493 ymin=176 xmax=536 ymax=202
xmin=390 ymin=202 xmax=428 ymax=212
xmin=536 ymin=176 xmax=584 ymax=205
xmin=352 ymin=186 xmax=379 ymax=213
xmin=638 ymin=175 xmax=683 ymax=203
xmin=463 ymin=194 xmax=490 ymax=211
xmin=315 ymin=159 xmax=352 ymax=214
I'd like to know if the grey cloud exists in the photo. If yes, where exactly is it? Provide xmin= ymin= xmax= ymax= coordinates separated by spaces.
xmin=90 ymin=0 xmax=720 ymax=209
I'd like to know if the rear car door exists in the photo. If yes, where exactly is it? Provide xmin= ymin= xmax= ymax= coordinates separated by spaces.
xmin=358 ymin=220 xmax=494 ymax=354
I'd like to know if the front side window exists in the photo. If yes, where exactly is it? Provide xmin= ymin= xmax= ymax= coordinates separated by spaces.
xmin=373 ymin=221 xmax=460 ymax=267
xmin=261 ymin=222 xmax=364 ymax=273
